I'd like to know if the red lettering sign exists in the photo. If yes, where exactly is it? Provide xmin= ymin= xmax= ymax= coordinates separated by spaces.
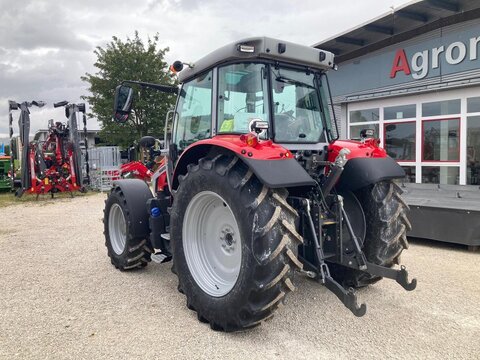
xmin=390 ymin=49 xmax=411 ymax=78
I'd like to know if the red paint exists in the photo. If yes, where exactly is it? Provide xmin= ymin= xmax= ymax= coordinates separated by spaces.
xmin=120 ymin=161 xmax=153 ymax=181
xmin=390 ymin=49 xmax=411 ymax=78
xmin=156 ymin=171 xmax=168 ymax=192
xmin=179 ymin=134 xmax=292 ymax=161
xmin=421 ymin=118 xmax=460 ymax=163
xmin=153 ymin=158 xmax=168 ymax=192
xmin=327 ymin=139 xmax=387 ymax=163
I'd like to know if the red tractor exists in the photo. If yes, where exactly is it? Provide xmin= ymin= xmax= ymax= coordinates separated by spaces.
xmin=104 ymin=37 xmax=416 ymax=331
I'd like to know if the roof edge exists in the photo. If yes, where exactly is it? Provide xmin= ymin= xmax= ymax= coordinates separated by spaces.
xmin=312 ymin=0 xmax=422 ymax=48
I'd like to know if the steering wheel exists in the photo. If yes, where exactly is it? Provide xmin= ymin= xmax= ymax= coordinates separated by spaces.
xmin=275 ymin=112 xmax=298 ymax=139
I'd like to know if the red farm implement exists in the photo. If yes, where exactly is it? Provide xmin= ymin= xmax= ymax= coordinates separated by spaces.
xmin=8 ymin=100 xmax=89 ymax=198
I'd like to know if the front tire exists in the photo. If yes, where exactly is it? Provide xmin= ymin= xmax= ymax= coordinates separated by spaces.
xmin=104 ymin=187 xmax=152 ymax=270
xmin=170 ymin=155 xmax=303 ymax=331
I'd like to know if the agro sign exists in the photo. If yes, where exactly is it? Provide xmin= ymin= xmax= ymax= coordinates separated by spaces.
xmin=390 ymin=35 xmax=480 ymax=79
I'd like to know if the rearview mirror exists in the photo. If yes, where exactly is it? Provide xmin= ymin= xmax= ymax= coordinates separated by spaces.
xmin=113 ymin=85 xmax=134 ymax=123
xmin=360 ymin=128 xmax=375 ymax=139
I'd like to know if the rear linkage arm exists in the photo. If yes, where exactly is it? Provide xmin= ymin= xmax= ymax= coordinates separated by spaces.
xmin=301 ymin=148 xmax=416 ymax=317
xmin=303 ymin=199 xmax=367 ymax=317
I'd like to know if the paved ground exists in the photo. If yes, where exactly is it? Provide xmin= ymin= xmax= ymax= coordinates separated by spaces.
xmin=0 ymin=193 xmax=479 ymax=360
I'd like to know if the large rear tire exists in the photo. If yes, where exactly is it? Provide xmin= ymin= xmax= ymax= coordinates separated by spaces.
xmin=330 ymin=180 xmax=411 ymax=288
xmin=104 ymin=187 xmax=152 ymax=270
xmin=170 ymin=154 xmax=303 ymax=332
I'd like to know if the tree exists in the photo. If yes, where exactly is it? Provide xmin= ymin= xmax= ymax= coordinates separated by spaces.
xmin=82 ymin=32 xmax=176 ymax=147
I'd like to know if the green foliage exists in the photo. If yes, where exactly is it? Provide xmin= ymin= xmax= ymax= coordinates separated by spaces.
xmin=82 ymin=32 xmax=177 ymax=147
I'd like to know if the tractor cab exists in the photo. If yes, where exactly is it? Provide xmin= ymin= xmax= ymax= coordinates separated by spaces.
xmin=174 ymin=60 xmax=337 ymax=149
xmin=114 ymin=37 xmax=338 ymax=165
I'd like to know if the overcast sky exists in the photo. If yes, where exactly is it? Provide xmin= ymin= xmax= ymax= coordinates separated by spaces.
xmin=0 ymin=0 xmax=411 ymax=142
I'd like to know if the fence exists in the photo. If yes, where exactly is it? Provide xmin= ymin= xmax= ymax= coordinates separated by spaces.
xmin=86 ymin=146 xmax=121 ymax=191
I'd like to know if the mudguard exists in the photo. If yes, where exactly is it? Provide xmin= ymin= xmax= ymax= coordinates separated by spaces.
xmin=241 ymin=157 xmax=315 ymax=188
xmin=336 ymin=157 xmax=405 ymax=191
xmin=112 ymin=179 xmax=153 ymax=238
xmin=172 ymin=136 xmax=315 ymax=190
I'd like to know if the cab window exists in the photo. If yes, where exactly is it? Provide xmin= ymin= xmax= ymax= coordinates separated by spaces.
xmin=217 ymin=63 xmax=269 ymax=134
xmin=271 ymin=67 xmax=326 ymax=143
xmin=174 ymin=71 xmax=212 ymax=150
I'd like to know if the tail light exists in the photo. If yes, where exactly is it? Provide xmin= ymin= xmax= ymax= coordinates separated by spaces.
xmin=240 ymin=133 xmax=258 ymax=147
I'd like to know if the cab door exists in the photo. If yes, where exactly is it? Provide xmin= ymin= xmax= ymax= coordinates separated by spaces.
xmin=171 ymin=71 xmax=213 ymax=159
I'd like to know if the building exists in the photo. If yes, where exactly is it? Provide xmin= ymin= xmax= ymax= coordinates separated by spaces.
xmin=314 ymin=0 xmax=480 ymax=248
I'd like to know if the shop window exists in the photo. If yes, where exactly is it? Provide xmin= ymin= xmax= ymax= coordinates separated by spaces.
xmin=422 ymin=99 xmax=460 ymax=117
xmin=349 ymin=124 xmax=379 ymax=140
xmin=384 ymin=104 xmax=416 ymax=120
xmin=467 ymin=97 xmax=480 ymax=113
xmin=422 ymin=119 xmax=459 ymax=161
xmin=422 ymin=166 xmax=459 ymax=185
xmin=467 ymin=116 xmax=480 ymax=185
xmin=384 ymin=122 xmax=415 ymax=161
xmin=349 ymin=108 xmax=379 ymax=123
xmin=401 ymin=166 xmax=416 ymax=183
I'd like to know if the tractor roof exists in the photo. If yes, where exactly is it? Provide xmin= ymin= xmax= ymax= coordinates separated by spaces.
xmin=177 ymin=36 xmax=335 ymax=83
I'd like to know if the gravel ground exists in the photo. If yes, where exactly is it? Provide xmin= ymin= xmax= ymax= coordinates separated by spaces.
xmin=0 ymin=193 xmax=479 ymax=360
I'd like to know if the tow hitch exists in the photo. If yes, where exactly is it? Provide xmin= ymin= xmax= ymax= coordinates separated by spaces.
xmin=303 ymin=199 xmax=367 ymax=317
xmin=302 ymin=196 xmax=416 ymax=317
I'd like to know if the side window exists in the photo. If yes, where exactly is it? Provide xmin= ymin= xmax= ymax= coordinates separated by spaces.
xmin=217 ymin=63 xmax=269 ymax=134
xmin=174 ymin=71 xmax=213 ymax=150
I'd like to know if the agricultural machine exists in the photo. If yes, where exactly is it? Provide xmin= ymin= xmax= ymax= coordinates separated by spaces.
xmin=8 ymin=100 xmax=89 ymax=197
xmin=120 ymin=136 xmax=164 ymax=182
xmin=104 ymin=37 xmax=416 ymax=331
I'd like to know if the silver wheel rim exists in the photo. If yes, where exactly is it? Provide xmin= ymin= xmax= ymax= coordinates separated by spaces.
xmin=183 ymin=191 xmax=242 ymax=297
xmin=109 ymin=203 xmax=127 ymax=255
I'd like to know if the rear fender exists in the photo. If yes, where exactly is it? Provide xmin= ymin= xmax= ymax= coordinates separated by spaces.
xmin=111 ymin=179 xmax=153 ymax=238
xmin=328 ymin=139 xmax=405 ymax=191
xmin=172 ymin=135 xmax=315 ymax=190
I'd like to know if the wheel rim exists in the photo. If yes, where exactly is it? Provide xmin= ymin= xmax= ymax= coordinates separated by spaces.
xmin=183 ymin=191 xmax=242 ymax=297
xmin=109 ymin=203 xmax=127 ymax=255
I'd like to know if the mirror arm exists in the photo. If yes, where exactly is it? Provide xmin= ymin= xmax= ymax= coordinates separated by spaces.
xmin=121 ymin=80 xmax=178 ymax=94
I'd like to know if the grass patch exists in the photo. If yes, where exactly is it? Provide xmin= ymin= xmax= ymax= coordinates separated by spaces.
xmin=0 ymin=190 xmax=100 ymax=208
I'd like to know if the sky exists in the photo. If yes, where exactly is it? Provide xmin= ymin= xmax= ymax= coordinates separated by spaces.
xmin=0 ymin=0 xmax=412 ymax=143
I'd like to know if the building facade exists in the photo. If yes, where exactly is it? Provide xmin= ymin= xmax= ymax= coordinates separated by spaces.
xmin=316 ymin=0 xmax=480 ymax=186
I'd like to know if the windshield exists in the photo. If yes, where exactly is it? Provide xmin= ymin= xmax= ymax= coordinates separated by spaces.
xmin=271 ymin=67 xmax=327 ymax=143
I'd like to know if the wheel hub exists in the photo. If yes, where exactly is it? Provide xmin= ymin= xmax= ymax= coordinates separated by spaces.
xmin=220 ymin=227 xmax=236 ymax=252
